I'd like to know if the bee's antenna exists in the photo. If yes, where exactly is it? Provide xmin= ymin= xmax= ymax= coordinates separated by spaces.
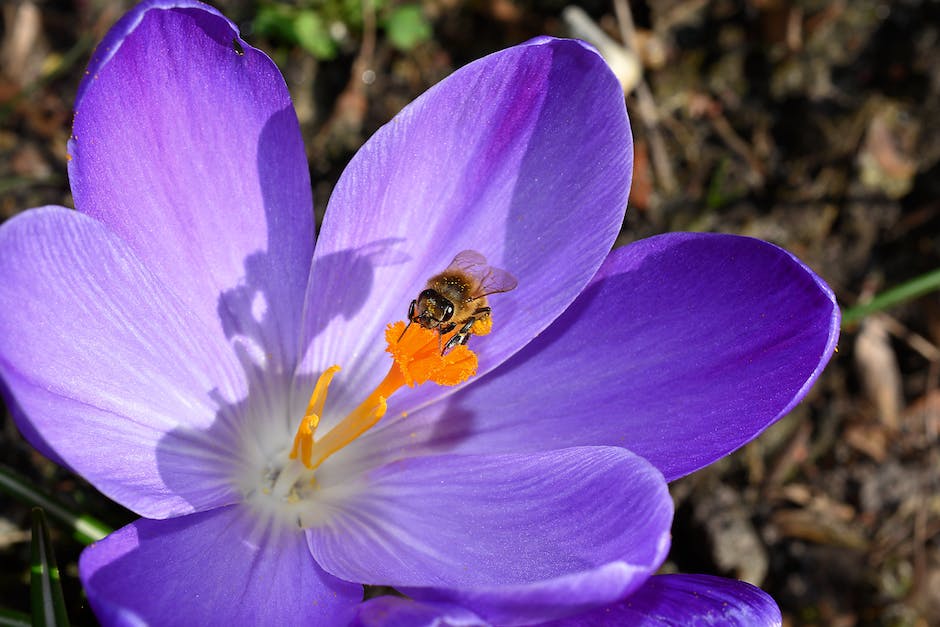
xmin=400 ymin=299 xmax=418 ymax=341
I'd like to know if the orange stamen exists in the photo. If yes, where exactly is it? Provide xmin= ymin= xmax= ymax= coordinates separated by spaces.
xmin=384 ymin=321 xmax=478 ymax=387
xmin=289 ymin=322 xmax=478 ymax=471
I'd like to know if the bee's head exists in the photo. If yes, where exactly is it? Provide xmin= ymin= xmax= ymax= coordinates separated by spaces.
xmin=414 ymin=289 xmax=454 ymax=328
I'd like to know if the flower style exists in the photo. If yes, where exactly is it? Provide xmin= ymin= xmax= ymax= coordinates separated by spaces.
xmin=0 ymin=1 xmax=839 ymax=625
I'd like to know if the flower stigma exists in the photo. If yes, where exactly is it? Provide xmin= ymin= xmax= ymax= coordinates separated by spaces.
xmin=288 ymin=320 xmax=477 ymax=474
xmin=248 ymin=319 xmax=480 ymax=529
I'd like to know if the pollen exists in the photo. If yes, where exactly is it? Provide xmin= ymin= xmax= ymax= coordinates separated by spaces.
xmin=470 ymin=315 xmax=493 ymax=336
xmin=288 ymin=321 xmax=478 ymax=472
xmin=384 ymin=321 xmax=477 ymax=387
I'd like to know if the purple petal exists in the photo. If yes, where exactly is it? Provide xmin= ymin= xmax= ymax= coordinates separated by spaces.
xmin=0 ymin=208 xmax=248 ymax=517
xmin=548 ymin=574 xmax=781 ymax=626
xmin=69 ymin=0 xmax=313 ymax=371
xmin=356 ymin=575 xmax=781 ymax=627
xmin=298 ymin=37 xmax=632 ymax=425
xmin=365 ymin=232 xmax=839 ymax=481
xmin=353 ymin=596 xmax=486 ymax=627
xmin=80 ymin=505 xmax=361 ymax=625
xmin=308 ymin=446 xmax=671 ymax=625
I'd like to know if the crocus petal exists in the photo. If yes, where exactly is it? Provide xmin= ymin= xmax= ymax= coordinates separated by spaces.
xmin=0 ymin=208 xmax=249 ymax=517
xmin=308 ymin=446 xmax=671 ymax=625
xmin=298 ymin=37 xmax=632 ymax=424
xmin=353 ymin=596 xmax=486 ymax=627
xmin=69 ymin=0 xmax=313 ymax=371
xmin=80 ymin=505 xmax=362 ymax=625
xmin=547 ymin=574 xmax=781 ymax=626
xmin=366 ymin=232 xmax=839 ymax=482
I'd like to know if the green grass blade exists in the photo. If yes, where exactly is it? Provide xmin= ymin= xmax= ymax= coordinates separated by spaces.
xmin=842 ymin=267 xmax=940 ymax=327
xmin=0 ymin=608 xmax=31 ymax=627
xmin=0 ymin=465 xmax=110 ymax=545
xmin=30 ymin=508 xmax=69 ymax=627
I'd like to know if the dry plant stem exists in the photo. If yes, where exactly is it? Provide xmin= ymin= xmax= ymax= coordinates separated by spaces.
xmin=1 ymin=0 xmax=41 ymax=84
xmin=612 ymin=0 xmax=678 ymax=198
xmin=912 ymin=505 xmax=927 ymax=606
xmin=357 ymin=0 xmax=376 ymax=80
xmin=861 ymin=307 xmax=940 ymax=438
xmin=313 ymin=0 xmax=376 ymax=148
xmin=765 ymin=418 xmax=813 ymax=487
xmin=927 ymin=359 xmax=940 ymax=442
xmin=708 ymin=110 xmax=765 ymax=187
xmin=878 ymin=314 xmax=940 ymax=363
xmin=855 ymin=315 xmax=903 ymax=431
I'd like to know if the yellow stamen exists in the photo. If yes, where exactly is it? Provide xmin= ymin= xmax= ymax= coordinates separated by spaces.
xmin=289 ymin=322 xmax=478 ymax=472
xmin=289 ymin=365 xmax=340 ymax=467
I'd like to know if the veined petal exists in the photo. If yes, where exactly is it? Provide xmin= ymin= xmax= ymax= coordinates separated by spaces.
xmin=353 ymin=575 xmax=780 ymax=626
xmin=298 ymin=37 xmax=632 ymax=425
xmin=307 ymin=446 xmax=671 ymax=625
xmin=69 ymin=0 xmax=313 ymax=372
xmin=546 ymin=574 xmax=782 ymax=626
xmin=0 ymin=208 xmax=247 ymax=517
xmin=80 ymin=505 xmax=361 ymax=625
xmin=366 ymin=232 xmax=840 ymax=482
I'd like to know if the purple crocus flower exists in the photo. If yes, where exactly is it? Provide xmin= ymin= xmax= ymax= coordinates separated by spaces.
xmin=0 ymin=1 xmax=838 ymax=625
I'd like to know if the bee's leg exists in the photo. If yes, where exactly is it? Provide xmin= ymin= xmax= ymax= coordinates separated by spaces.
xmin=442 ymin=333 xmax=462 ymax=354
xmin=458 ymin=318 xmax=475 ymax=341
xmin=437 ymin=322 xmax=457 ymax=354
xmin=472 ymin=306 xmax=491 ymax=317
xmin=443 ymin=319 xmax=475 ymax=354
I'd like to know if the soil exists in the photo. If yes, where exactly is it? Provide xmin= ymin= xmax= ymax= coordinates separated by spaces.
xmin=1 ymin=1 xmax=938 ymax=625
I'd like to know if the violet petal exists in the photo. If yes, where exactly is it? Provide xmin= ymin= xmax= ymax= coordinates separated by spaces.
xmin=0 ymin=208 xmax=247 ymax=517
xmin=307 ymin=446 xmax=671 ymax=625
xmin=364 ymin=232 xmax=839 ymax=481
xmin=69 ymin=0 xmax=313 ymax=371
xmin=80 ymin=505 xmax=361 ymax=625
xmin=297 ymin=37 xmax=632 ymax=425
xmin=546 ymin=574 xmax=782 ymax=626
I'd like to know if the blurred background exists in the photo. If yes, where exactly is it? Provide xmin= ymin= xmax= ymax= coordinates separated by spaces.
xmin=0 ymin=0 xmax=938 ymax=624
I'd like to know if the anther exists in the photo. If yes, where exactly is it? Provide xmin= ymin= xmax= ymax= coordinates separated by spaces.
xmin=288 ymin=322 xmax=478 ymax=472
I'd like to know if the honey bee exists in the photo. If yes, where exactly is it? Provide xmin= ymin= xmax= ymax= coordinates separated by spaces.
xmin=406 ymin=250 xmax=518 ymax=353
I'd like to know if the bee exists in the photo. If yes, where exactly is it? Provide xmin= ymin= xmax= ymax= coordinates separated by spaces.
xmin=406 ymin=250 xmax=518 ymax=353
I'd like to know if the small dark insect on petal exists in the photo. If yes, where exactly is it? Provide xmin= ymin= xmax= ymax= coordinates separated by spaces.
xmin=232 ymin=38 xmax=245 ymax=56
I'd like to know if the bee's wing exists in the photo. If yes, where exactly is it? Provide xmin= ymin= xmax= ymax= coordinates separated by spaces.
xmin=445 ymin=250 xmax=489 ymax=273
xmin=446 ymin=250 xmax=518 ymax=299
xmin=477 ymin=265 xmax=518 ymax=297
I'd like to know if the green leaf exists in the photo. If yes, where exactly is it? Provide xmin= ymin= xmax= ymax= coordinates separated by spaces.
xmin=0 ymin=608 xmax=31 ymax=627
xmin=253 ymin=5 xmax=295 ymax=42
xmin=30 ymin=509 xmax=69 ymax=627
xmin=385 ymin=5 xmax=432 ymax=51
xmin=0 ymin=465 xmax=110 ymax=546
xmin=294 ymin=10 xmax=337 ymax=59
